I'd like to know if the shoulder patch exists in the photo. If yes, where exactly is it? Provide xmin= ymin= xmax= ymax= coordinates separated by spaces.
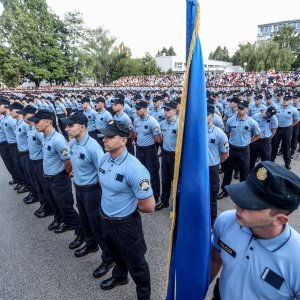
xmin=60 ymin=148 xmax=69 ymax=157
xmin=154 ymin=127 xmax=160 ymax=133
xmin=139 ymin=179 xmax=150 ymax=191
xmin=224 ymin=142 xmax=229 ymax=148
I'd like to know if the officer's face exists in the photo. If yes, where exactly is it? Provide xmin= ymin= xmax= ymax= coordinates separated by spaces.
xmin=103 ymin=135 xmax=127 ymax=153
xmin=266 ymin=98 xmax=272 ymax=105
xmin=95 ymin=102 xmax=103 ymax=110
xmin=283 ymin=99 xmax=290 ymax=107
xmin=136 ymin=107 xmax=147 ymax=117
xmin=10 ymin=109 xmax=18 ymax=118
xmin=238 ymin=107 xmax=247 ymax=117
xmin=153 ymin=101 xmax=160 ymax=108
xmin=82 ymin=102 xmax=89 ymax=109
xmin=0 ymin=104 xmax=6 ymax=114
xmin=65 ymin=123 xmax=84 ymax=139
xmin=164 ymin=108 xmax=177 ymax=119
xmin=35 ymin=119 xmax=49 ymax=132
xmin=229 ymin=101 xmax=237 ymax=108
xmin=23 ymin=113 xmax=33 ymax=124
xmin=207 ymin=113 xmax=214 ymax=125
xmin=255 ymin=99 xmax=262 ymax=105
xmin=112 ymin=103 xmax=122 ymax=113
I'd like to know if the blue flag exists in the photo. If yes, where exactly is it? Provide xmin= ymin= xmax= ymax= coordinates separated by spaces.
xmin=166 ymin=1 xmax=210 ymax=299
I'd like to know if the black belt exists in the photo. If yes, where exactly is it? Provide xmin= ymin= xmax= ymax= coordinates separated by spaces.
xmin=258 ymin=137 xmax=271 ymax=142
xmin=136 ymin=144 xmax=156 ymax=150
xmin=32 ymin=159 xmax=43 ymax=164
xmin=43 ymin=170 xmax=66 ymax=179
xmin=229 ymin=144 xmax=249 ymax=150
xmin=0 ymin=141 xmax=8 ymax=146
xmin=74 ymin=182 xmax=99 ymax=191
xmin=162 ymin=149 xmax=175 ymax=155
xmin=19 ymin=150 xmax=29 ymax=156
xmin=278 ymin=125 xmax=293 ymax=129
xmin=8 ymin=143 xmax=17 ymax=146
xmin=100 ymin=209 xmax=139 ymax=223
xmin=209 ymin=164 xmax=219 ymax=169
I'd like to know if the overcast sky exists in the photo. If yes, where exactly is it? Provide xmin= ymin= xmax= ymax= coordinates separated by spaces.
xmin=1 ymin=0 xmax=299 ymax=58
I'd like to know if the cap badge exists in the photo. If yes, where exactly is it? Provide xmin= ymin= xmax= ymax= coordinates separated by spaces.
xmin=257 ymin=167 xmax=267 ymax=181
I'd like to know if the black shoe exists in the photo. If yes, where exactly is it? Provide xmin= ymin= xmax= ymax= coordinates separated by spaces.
xmin=48 ymin=220 xmax=62 ymax=231
xmin=233 ymin=171 xmax=239 ymax=180
xmin=100 ymin=277 xmax=129 ymax=290
xmin=155 ymin=202 xmax=169 ymax=211
xmin=154 ymin=196 xmax=160 ymax=204
xmin=285 ymin=164 xmax=291 ymax=170
xmin=14 ymin=184 xmax=24 ymax=190
xmin=219 ymin=167 xmax=224 ymax=174
xmin=217 ymin=191 xmax=228 ymax=200
xmin=9 ymin=179 xmax=18 ymax=185
xmin=24 ymin=196 xmax=39 ymax=204
xmin=23 ymin=193 xmax=32 ymax=202
xmin=17 ymin=186 xmax=30 ymax=194
xmin=69 ymin=234 xmax=86 ymax=250
xmin=74 ymin=245 xmax=99 ymax=257
xmin=54 ymin=223 xmax=72 ymax=234
xmin=93 ymin=261 xmax=115 ymax=278
xmin=35 ymin=209 xmax=54 ymax=218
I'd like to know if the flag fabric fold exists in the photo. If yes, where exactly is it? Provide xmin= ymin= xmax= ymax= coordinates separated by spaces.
xmin=166 ymin=1 xmax=211 ymax=299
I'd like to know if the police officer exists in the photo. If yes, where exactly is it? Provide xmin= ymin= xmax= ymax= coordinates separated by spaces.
xmin=94 ymin=96 xmax=113 ymax=149
xmin=223 ymin=97 xmax=239 ymax=125
xmin=98 ymin=120 xmax=155 ymax=300
xmin=210 ymin=161 xmax=300 ymax=300
xmin=206 ymin=104 xmax=229 ymax=227
xmin=271 ymin=95 xmax=299 ymax=169
xmin=54 ymin=96 xmax=68 ymax=140
xmin=0 ymin=97 xmax=19 ymax=185
xmin=250 ymin=107 xmax=278 ymax=170
xmin=218 ymin=100 xmax=261 ymax=199
xmin=70 ymin=95 xmax=79 ymax=113
xmin=134 ymin=100 xmax=162 ymax=203
xmin=64 ymin=95 xmax=73 ymax=116
xmin=150 ymin=95 xmax=165 ymax=123
xmin=248 ymin=95 xmax=266 ymax=117
xmin=155 ymin=100 xmax=178 ymax=210
xmin=29 ymin=109 xmax=84 ymax=248
xmin=291 ymin=93 xmax=300 ymax=156
xmin=62 ymin=112 xmax=114 ymax=276
xmin=82 ymin=96 xmax=98 ymax=141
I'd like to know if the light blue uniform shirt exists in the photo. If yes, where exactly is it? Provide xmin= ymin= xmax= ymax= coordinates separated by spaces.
xmin=212 ymin=210 xmax=300 ymax=300
xmin=3 ymin=114 xmax=17 ymax=144
xmin=213 ymin=113 xmax=224 ymax=129
xmin=99 ymin=149 xmax=153 ymax=217
xmin=224 ymin=108 xmax=237 ymax=121
xmin=208 ymin=124 xmax=229 ymax=166
xmin=40 ymin=101 xmax=49 ymax=109
xmin=83 ymin=108 xmax=97 ymax=132
xmin=215 ymin=101 xmax=223 ymax=114
xmin=113 ymin=111 xmax=133 ymax=129
xmin=130 ymin=107 xmax=139 ymax=123
xmin=55 ymin=102 xmax=66 ymax=115
xmin=134 ymin=114 xmax=161 ymax=146
xmin=70 ymin=133 xmax=104 ymax=186
xmin=64 ymin=99 xmax=72 ymax=109
xmin=95 ymin=109 xmax=113 ymax=138
xmin=27 ymin=126 xmax=44 ymax=160
xmin=252 ymin=113 xmax=278 ymax=139
xmin=77 ymin=101 xmax=83 ymax=111
xmin=150 ymin=106 xmax=165 ymax=122
xmin=248 ymin=103 xmax=266 ymax=116
xmin=276 ymin=105 xmax=299 ymax=127
xmin=42 ymin=129 xmax=70 ymax=176
xmin=15 ymin=119 xmax=29 ymax=152
xmin=226 ymin=115 xmax=260 ymax=147
xmin=71 ymin=100 xmax=79 ymax=111
xmin=160 ymin=116 xmax=178 ymax=152
xmin=292 ymin=102 xmax=300 ymax=115
xmin=47 ymin=102 xmax=55 ymax=112
xmin=266 ymin=102 xmax=279 ymax=110
xmin=124 ymin=103 xmax=132 ymax=116
xmin=0 ymin=115 xmax=7 ymax=142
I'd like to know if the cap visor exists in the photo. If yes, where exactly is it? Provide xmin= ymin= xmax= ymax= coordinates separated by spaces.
xmin=60 ymin=118 xmax=75 ymax=125
xmin=225 ymin=181 xmax=272 ymax=210
xmin=100 ymin=128 xmax=117 ymax=137
xmin=27 ymin=116 xmax=40 ymax=122
xmin=16 ymin=110 xmax=26 ymax=114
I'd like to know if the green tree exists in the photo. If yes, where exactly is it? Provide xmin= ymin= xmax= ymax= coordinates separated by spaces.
xmin=140 ymin=52 xmax=161 ymax=75
xmin=208 ymin=46 xmax=231 ymax=61
xmin=232 ymin=42 xmax=257 ymax=71
xmin=167 ymin=46 xmax=176 ymax=56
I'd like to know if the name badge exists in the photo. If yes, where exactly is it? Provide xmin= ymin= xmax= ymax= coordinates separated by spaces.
xmin=218 ymin=239 xmax=236 ymax=257
xmin=115 ymin=173 xmax=124 ymax=182
xmin=287 ymin=112 xmax=291 ymax=114
xmin=47 ymin=145 xmax=51 ymax=151
xmin=99 ymin=168 xmax=105 ymax=174
xmin=33 ymin=136 xmax=37 ymax=141
xmin=210 ymin=138 xmax=216 ymax=143
xmin=261 ymin=267 xmax=284 ymax=290
xmin=244 ymin=126 xmax=249 ymax=130
xmin=172 ymin=129 xmax=177 ymax=134
xmin=79 ymin=153 xmax=85 ymax=160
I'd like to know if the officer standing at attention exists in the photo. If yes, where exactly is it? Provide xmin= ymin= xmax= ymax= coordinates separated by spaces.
xmin=62 ymin=112 xmax=114 ymax=276
xmin=54 ymin=96 xmax=68 ymax=140
xmin=70 ymin=95 xmax=79 ymax=113
xmin=150 ymin=95 xmax=165 ymax=123
xmin=134 ymin=100 xmax=162 ymax=204
xmin=223 ymin=97 xmax=239 ymax=125
xmin=64 ymin=95 xmax=73 ymax=116
xmin=291 ymin=93 xmax=300 ymax=157
xmin=206 ymin=104 xmax=229 ymax=226
xmin=94 ymin=96 xmax=113 ymax=149
xmin=250 ymin=107 xmax=278 ymax=170
xmin=218 ymin=100 xmax=260 ymax=199
xmin=248 ymin=95 xmax=266 ymax=117
xmin=29 ymin=109 xmax=84 ymax=248
xmin=98 ymin=120 xmax=155 ymax=300
xmin=271 ymin=94 xmax=299 ymax=169
xmin=0 ymin=97 xmax=19 ymax=185
xmin=210 ymin=161 xmax=300 ymax=300
xmin=155 ymin=100 xmax=178 ymax=211
xmin=82 ymin=96 xmax=98 ymax=141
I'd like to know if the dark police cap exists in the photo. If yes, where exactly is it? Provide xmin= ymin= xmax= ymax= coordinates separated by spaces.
xmin=0 ymin=98 xmax=10 ymax=106
xmin=225 ymin=161 xmax=300 ymax=211
xmin=237 ymin=100 xmax=249 ymax=109
xmin=207 ymin=104 xmax=215 ymax=115
xmin=144 ymin=94 xmax=151 ymax=100
xmin=207 ymin=98 xmax=214 ymax=105
xmin=153 ymin=95 xmax=162 ymax=102
xmin=82 ymin=97 xmax=91 ymax=103
xmin=100 ymin=120 xmax=130 ymax=137
xmin=174 ymin=96 xmax=181 ymax=104
xmin=254 ymin=95 xmax=263 ymax=100
xmin=283 ymin=94 xmax=292 ymax=101
xmin=133 ymin=94 xmax=142 ymax=101
xmin=163 ymin=101 xmax=177 ymax=110
xmin=135 ymin=100 xmax=148 ymax=109
xmin=55 ymin=96 xmax=61 ymax=101
xmin=229 ymin=96 xmax=240 ymax=104
xmin=111 ymin=97 xmax=124 ymax=105
xmin=17 ymin=105 xmax=38 ymax=115
xmin=94 ymin=96 xmax=106 ymax=104
xmin=28 ymin=109 xmax=53 ymax=122
xmin=5 ymin=102 xmax=24 ymax=110
xmin=61 ymin=112 xmax=88 ymax=126
xmin=265 ymin=106 xmax=276 ymax=118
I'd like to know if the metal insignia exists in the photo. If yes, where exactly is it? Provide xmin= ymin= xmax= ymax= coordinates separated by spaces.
xmin=256 ymin=167 xmax=267 ymax=181
xmin=139 ymin=179 xmax=150 ymax=191
xmin=61 ymin=148 xmax=69 ymax=157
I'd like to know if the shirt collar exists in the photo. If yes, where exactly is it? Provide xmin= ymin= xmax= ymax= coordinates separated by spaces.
xmin=109 ymin=149 xmax=128 ymax=165
xmin=240 ymin=224 xmax=291 ymax=252
xmin=77 ymin=133 xmax=89 ymax=146
xmin=208 ymin=124 xmax=215 ymax=133
xmin=44 ymin=128 xmax=56 ymax=140
xmin=167 ymin=116 xmax=177 ymax=125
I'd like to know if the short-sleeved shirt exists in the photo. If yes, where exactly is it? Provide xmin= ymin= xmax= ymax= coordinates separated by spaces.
xmin=47 ymin=102 xmax=55 ymax=112
xmin=226 ymin=115 xmax=260 ymax=147
xmin=27 ymin=126 xmax=44 ymax=160
xmin=99 ymin=149 xmax=153 ymax=217
xmin=84 ymin=107 xmax=97 ymax=132
xmin=70 ymin=133 xmax=104 ymax=186
xmin=160 ymin=116 xmax=178 ymax=152
xmin=150 ymin=106 xmax=165 ymax=123
xmin=0 ymin=114 xmax=7 ymax=143
xmin=71 ymin=100 xmax=79 ymax=111
xmin=40 ymin=102 xmax=49 ymax=110
xmin=252 ymin=113 xmax=278 ymax=139
xmin=95 ymin=109 xmax=113 ymax=138
xmin=213 ymin=113 xmax=224 ymax=129
xmin=212 ymin=210 xmax=300 ymax=300
xmin=276 ymin=105 xmax=299 ymax=127
xmin=42 ymin=128 xmax=70 ymax=176
xmin=15 ymin=119 xmax=30 ymax=152
xmin=113 ymin=111 xmax=133 ymax=129
xmin=208 ymin=124 xmax=229 ymax=166
xmin=224 ymin=108 xmax=237 ymax=122
xmin=248 ymin=104 xmax=266 ymax=116
xmin=64 ymin=99 xmax=72 ymax=109
xmin=3 ymin=114 xmax=17 ymax=144
xmin=55 ymin=103 xmax=66 ymax=115
xmin=134 ymin=114 xmax=161 ymax=147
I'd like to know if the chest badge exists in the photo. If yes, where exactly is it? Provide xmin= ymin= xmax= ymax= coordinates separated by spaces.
xmin=218 ymin=239 xmax=236 ymax=257
xmin=257 ymin=167 xmax=267 ymax=181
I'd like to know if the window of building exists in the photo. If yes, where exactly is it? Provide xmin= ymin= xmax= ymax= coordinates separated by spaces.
xmin=174 ymin=62 xmax=183 ymax=69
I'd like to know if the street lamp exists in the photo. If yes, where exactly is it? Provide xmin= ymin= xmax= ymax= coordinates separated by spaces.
xmin=243 ymin=62 xmax=247 ymax=73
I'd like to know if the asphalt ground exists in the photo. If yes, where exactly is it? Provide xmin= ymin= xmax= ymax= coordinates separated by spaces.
xmin=0 ymin=151 xmax=299 ymax=300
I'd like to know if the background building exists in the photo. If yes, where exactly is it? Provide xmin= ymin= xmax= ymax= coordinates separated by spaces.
xmin=257 ymin=19 xmax=300 ymax=41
